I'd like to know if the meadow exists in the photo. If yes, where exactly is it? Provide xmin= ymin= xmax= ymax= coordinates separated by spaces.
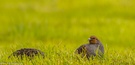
xmin=0 ymin=0 xmax=135 ymax=65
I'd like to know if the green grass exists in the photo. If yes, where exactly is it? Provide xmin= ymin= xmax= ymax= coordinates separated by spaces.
xmin=0 ymin=0 xmax=135 ymax=65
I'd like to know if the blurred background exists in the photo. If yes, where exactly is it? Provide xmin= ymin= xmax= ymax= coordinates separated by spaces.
xmin=0 ymin=0 xmax=135 ymax=48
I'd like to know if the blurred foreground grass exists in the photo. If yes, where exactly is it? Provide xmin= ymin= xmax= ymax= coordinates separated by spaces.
xmin=0 ymin=0 xmax=135 ymax=64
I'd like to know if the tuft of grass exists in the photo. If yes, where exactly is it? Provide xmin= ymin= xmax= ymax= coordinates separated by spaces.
xmin=0 ymin=42 xmax=135 ymax=65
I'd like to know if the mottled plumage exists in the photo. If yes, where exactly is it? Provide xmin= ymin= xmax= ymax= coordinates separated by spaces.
xmin=75 ymin=36 xmax=104 ymax=59
xmin=8 ymin=48 xmax=45 ymax=60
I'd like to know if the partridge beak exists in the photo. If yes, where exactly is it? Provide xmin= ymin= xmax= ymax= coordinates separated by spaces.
xmin=88 ymin=38 xmax=91 ymax=41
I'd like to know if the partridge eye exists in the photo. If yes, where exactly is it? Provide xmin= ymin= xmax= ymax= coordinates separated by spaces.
xmin=92 ymin=38 xmax=95 ymax=39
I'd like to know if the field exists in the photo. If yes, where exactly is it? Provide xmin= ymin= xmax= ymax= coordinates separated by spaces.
xmin=0 ymin=0 xmax=135 ymax=65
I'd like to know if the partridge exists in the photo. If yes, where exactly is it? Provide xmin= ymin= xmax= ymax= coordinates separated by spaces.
xmin=8 ymin=48 xmax=45 ymax=60
xmin=75 ymin=36 xmax=104 ymax=59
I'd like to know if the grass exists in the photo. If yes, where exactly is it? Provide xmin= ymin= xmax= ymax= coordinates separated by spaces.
xmin=0 ymin=0 xmax=135 ymax=65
